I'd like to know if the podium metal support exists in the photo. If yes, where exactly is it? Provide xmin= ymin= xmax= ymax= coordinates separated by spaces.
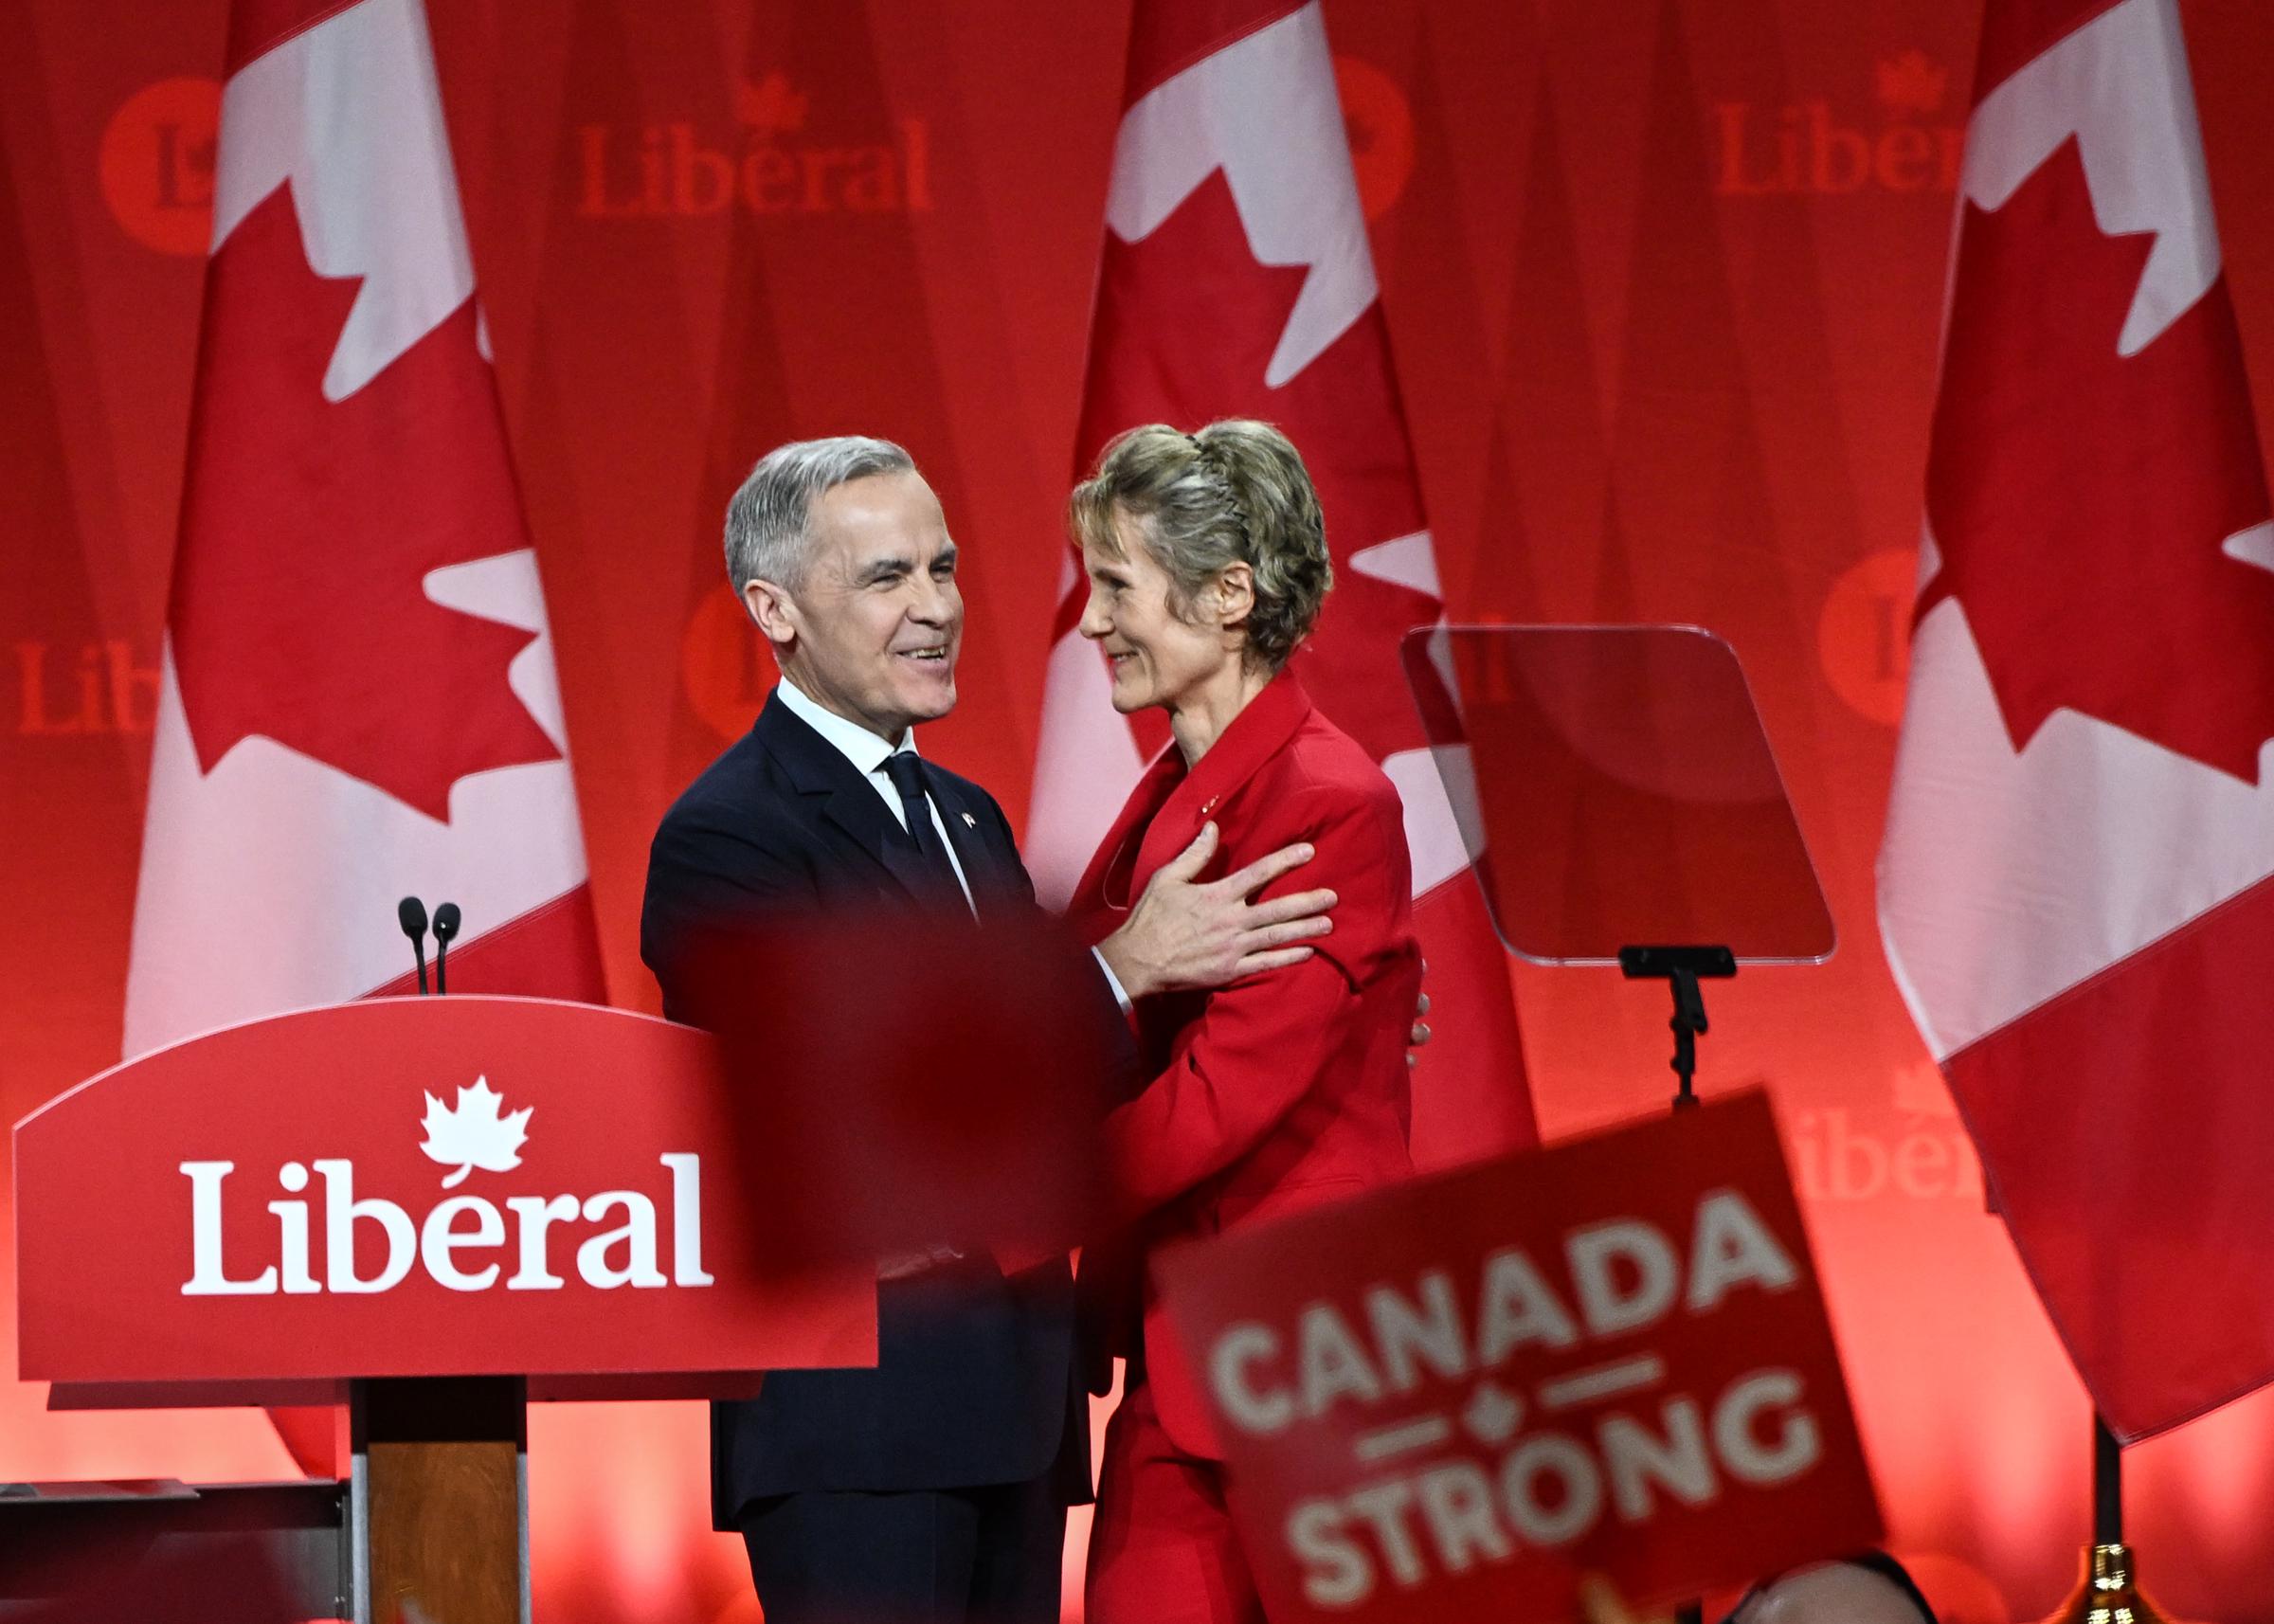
xmin=350 ymin=1377 xmax=527 ymax=1624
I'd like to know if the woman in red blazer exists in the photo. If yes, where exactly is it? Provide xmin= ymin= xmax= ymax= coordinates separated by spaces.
xmin=1065 ymin=421 xmax=1423 ymax=1624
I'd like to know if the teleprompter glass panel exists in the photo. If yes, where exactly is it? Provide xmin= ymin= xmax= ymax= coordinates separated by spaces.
xmin=1399 ymin=624 xmax=1835 ymax=965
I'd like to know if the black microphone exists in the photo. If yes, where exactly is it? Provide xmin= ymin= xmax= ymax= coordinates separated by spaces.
xmin=397 ymin=896 xmax=430 ymax=996
xmin=431 ymin=902 xmax=461 ymax=996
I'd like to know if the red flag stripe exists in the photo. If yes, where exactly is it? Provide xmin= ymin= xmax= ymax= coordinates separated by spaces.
xmin=1943 ymin=873 xmax=2274 ymax=1439
xmin=1122 ymin=1 xmax=1306 ymax=106
xmin=226 ymin=0 xmax=365 ymax=75
xmin=1969 ymin=0 xmax=2127 ymax=106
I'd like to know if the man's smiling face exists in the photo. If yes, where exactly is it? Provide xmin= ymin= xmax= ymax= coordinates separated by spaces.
xmin=756 ymin=470 xmax=964 ymax=740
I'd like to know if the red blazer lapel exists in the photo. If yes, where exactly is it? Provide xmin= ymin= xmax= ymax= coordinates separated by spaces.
xmin=1063 ymin=672 xmax=1318 ymax=947
xmin=1065 ymin=746 xmax=1183 ymax=945
xmin=1128 ymin=671 xmax=1315 ymax=899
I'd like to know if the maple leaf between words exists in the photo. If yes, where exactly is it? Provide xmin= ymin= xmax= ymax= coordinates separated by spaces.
xmin=1922 ymin=137 xmax=2274 ymax=783
xmin=420 ymin=1077 xmax=532 ymax=1187
xmin=170 ymin=181 xmax=562 ymax=819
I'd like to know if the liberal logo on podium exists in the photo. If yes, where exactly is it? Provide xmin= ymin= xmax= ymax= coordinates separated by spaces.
xmin=178 ymin=1072 xmax=712 ymax=1298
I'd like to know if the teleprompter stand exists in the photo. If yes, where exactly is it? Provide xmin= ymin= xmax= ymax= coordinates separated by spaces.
xmin=1403 ymin=624 xmax=1838 ymax=1624
xmin=1624 ymin=942 xmax=1735 ymax=1624
xmin=1617 ymin=945 xmax=1737 ymax=1112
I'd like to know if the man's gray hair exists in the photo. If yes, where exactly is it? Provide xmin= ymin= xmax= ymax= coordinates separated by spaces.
xmin=725 ymin=435 xmax=918 ymax=593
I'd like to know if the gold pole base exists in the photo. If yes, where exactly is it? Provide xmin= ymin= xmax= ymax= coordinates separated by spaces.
xmin=2038 ymin=1544 xmax=2174 ymax=1624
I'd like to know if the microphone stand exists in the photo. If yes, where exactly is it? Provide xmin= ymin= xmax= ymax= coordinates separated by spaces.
xmin=397 ymin=897 xmax=430 ymax=996
xmin=431 ymin=902 xmax=460 ymax=996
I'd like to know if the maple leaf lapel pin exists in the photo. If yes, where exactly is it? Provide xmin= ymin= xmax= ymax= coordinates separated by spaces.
xmin=420 ymin=1076 xmax=532 ymax=1187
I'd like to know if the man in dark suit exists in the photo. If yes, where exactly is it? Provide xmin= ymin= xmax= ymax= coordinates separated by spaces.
xmin=640 ymin=436 xmax=1339 ymax=1624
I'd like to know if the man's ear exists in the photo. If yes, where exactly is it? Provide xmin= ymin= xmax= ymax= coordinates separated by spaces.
xmin=743 ymin=578 xmax=798 ymax=655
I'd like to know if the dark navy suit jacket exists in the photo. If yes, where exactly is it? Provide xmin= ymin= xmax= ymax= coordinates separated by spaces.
xmin=641 ymin=691 xmax=1121 ymax=1525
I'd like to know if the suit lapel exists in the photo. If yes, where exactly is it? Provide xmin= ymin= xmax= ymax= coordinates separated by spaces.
xmin=824 ymin=786 xmax=944 ymax=906
xmin=937 ymin=799 xmax=990 ymax=875
xmin=752 ymin=695 xmax=931 ymax=906
xmin=923 ymin=775 xmax=1004 ymax=914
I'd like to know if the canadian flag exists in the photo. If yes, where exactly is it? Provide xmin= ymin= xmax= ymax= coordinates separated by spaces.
xmin=1880 ymin=0 xmax=2274 ymax=1438
xmin=124 ymin=0 xmax=604 ymax=1060
xmin=1028 ymin=1 xmax=1537 ymax=1164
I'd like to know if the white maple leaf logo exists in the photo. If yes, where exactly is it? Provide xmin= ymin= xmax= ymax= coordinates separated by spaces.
xmin=419 ymin=1077 xmax=532 ymax=1187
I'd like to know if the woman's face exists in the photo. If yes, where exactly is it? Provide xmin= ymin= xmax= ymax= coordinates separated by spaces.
xmin=1077 ymin=512 xmax=1238 ymax=715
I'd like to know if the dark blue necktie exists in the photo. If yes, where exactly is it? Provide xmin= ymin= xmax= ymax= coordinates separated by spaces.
xmin=882 ymin=751 xmax=964 ymax=907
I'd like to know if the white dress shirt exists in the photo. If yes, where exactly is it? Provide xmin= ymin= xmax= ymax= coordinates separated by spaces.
xmin=772 ymin=680 xmax=1132 ymax=1009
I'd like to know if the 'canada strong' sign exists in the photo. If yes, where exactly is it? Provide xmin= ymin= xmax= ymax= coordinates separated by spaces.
xmin=1153 ymin=1092 xmax=1880 ymax=1623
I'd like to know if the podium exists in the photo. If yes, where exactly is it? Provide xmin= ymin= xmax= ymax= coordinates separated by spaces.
xmin=11 ymin=996 xmax=876 ymax=1624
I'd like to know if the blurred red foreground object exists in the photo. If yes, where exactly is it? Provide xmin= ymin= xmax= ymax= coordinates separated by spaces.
xmin=681 ymin=908 xmax=1116 ymax=1277
xmin=1155 ymin=1091 xmax=1880 ymax=1623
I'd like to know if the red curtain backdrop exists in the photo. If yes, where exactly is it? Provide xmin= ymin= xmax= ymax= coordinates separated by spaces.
xmin=9 ymin=2 xmax=2274 ymax=1621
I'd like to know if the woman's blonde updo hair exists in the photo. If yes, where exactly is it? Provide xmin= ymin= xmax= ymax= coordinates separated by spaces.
xmin=1070 ymin=419 xmax=1333 ymax=672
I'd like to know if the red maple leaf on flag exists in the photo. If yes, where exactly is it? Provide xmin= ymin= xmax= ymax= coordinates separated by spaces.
xmin=171 ymin=182 xmax=561 ymax=820
xmin=1074 ymin=169 xmax=1441 ymax=767
xmin=1922 ymin=137 xmax=2274 ymax=783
